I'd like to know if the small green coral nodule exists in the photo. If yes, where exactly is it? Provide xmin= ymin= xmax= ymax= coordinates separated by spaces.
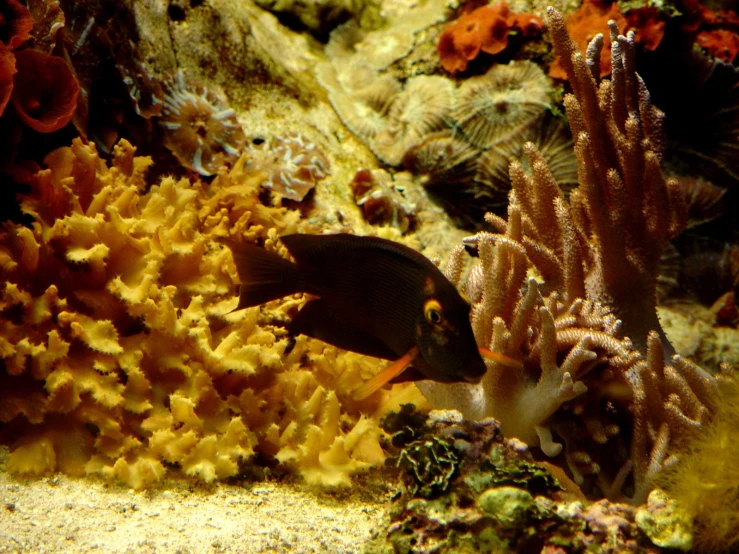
xmin=477 ymin=486 xmax=535 ymax=530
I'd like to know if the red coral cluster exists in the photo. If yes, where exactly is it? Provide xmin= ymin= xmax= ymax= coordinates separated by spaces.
xmin=686 ymin=2 xmax=739 ymax=63
xmin=0 ymin=0 xmax=34 ymax=50
xmin=697 ymin=28 xmax=739 ymax=62
xmin=0 ymin=0 xmax=79 ymax=137
xmin=437 ymin=2 xmax=543 ymax=74
xmin=625 ymin=7 xmax=666 ymax=52
xmin=551 ymin=0 xmax=739 ymax=81
xmin=549 ymin=0 xmax=627 ymax=79
xmin=11 ymin=49 xmax=79 ymax=133
xmin=549 ymin=1 xmax=675 ymax=80
xmin=0 ymin=43 xmax=15 ymax=115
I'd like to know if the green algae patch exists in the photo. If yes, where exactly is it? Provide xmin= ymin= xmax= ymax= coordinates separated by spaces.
xmin=635 ymin=490 xmax=693 ymax=551
xmin=477 ymin=486 xmax=535 ymax=530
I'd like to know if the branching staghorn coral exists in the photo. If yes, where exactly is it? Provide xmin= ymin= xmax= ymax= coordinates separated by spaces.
xmin=418 ymin=9 xmax=718 ymax=504
xmin=0 ymin=138 xmax=408 ymax=489
xmin=547 ymin=9 xmax=688 ymax=354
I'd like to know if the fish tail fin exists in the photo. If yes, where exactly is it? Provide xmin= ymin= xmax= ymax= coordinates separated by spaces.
xmin=225 ymin=240 xmax=304 ymax=310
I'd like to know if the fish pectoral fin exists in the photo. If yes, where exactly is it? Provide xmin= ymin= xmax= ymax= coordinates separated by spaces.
xmin=478 ymin=347 xmax=523 ymax=370
xmin=388 ymin=366 xmax=425 ymax=384
xmin=353 ymin=347 xmax=419 ymax=401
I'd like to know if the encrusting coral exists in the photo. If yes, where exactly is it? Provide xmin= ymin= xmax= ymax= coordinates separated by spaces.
xmin=0 ymin=138 xmax=407 ymax=489
xmin=453 ymin=60 xmax=550 ymax=150
xmin=372 ymin=75 xmax=455 ymax=166
xmin=418 ymin=8 xmax=718 ymax=504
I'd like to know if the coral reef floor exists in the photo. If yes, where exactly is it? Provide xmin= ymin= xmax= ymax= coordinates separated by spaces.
xmin=0 ymin=463 xmax=388 ymax=553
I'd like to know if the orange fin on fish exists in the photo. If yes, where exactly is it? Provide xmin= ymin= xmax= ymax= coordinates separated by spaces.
xmin=353 ymin=347 xmax=419 ymax=400
xmin=478 ymin=347 xmax=523 ymax=370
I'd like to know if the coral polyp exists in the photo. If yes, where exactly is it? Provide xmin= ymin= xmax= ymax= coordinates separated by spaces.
xmin=248 ymin=133 xmax=330 ymax=201
xmin=160 ymin=70 xmax=246 ymax=176
xmin=453 ymin=61 xmax=550 ymax=150
xmin=372 ymin=75 xmax=455 ymax=166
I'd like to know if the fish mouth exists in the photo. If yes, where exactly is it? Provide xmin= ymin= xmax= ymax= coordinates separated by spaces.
xmin=463 ymin=373 xmax=484 ymax=384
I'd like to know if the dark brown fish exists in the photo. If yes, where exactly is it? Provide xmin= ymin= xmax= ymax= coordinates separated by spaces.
xmin=227 ymin=234 xmax=516 ymax=399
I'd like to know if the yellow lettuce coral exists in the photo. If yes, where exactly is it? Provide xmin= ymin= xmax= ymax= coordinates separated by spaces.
xmin=0 ymin=138 xmax=408 ymax=488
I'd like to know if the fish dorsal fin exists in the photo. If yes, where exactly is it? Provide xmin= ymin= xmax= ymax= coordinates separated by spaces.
xmin=280 ymin=233 xmax=436 ymax=272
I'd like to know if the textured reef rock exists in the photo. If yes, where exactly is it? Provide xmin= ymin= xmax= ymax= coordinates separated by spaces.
xmin=366 ymin=408 xmax=679 ymax=553
xmin=253 ymin=0 xmax=383 ymax=38
xmin=117 ymin=0 xmax=468 ymax=256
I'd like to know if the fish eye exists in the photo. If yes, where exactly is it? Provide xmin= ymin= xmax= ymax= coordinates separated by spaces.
xmin=424 ymin=299 xmax=443 ymax=325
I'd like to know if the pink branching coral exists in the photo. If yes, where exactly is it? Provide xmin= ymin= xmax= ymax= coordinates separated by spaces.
xmin=159 ymin=70 xmax=246 ymax=176
xmin=247 ymin=132 xmax=330 ymax=201
xmin=418 ymin=9 xmax=717 ymax=504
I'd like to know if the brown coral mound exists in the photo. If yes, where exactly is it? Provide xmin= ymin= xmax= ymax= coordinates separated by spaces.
xmin=0 ymin=139 xmax=397 ymax=488
xmin=418 ymin=9 xmax=716 ymax=504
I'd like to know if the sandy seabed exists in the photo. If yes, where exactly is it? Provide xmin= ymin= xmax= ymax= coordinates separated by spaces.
xmin=0 ymin=471 xmax=390 ymax=554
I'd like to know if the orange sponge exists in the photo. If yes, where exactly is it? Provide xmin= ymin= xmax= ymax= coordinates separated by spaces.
xmin=437 ymin=3 xmax=543 ymax=74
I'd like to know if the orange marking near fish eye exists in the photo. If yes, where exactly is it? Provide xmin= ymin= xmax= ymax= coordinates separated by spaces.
xmin=424 ymin=299 xmax=443 ymax=324
xmin=423 ymin=276 xmax=436 ymax=296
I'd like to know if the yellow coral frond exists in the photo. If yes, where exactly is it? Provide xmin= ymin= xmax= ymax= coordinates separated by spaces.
xmin=8 ymin=438 xmax=57 ymax=475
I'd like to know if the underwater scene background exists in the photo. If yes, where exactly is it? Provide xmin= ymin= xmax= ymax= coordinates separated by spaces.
xmin=1 ymin=0 xmax=738 ymax=552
